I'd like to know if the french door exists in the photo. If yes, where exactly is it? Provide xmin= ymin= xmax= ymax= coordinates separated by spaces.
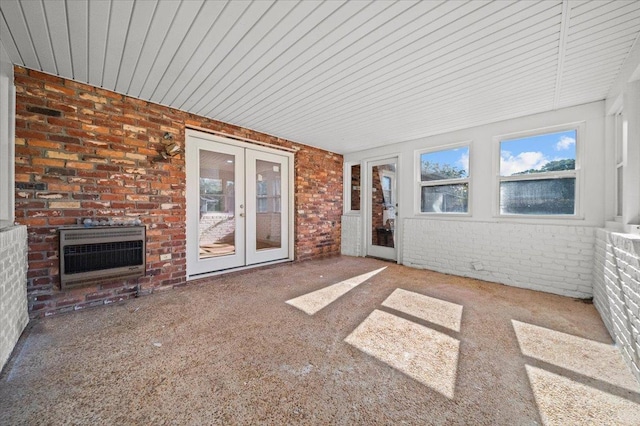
xmin=366 ymin=157 xmax=398 ymax=261
xmin=186 ymin=130 xmax=292 ymax=278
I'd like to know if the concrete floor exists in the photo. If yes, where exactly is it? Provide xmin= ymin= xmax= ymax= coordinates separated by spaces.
xmin=1 ymin=256 xmax=639 ymax=425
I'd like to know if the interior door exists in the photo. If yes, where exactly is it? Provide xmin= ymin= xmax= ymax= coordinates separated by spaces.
xmin=187 ymin=137 xmax=246 ymax=275
xmin=367 ymin=158 xmax=397 ymax=261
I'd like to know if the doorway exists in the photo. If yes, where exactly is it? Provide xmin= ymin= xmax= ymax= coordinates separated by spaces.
xmin=366 ymin=158 xmax=397 ymax=261
xmin=186 ymin=130 xmax=293 ymax=278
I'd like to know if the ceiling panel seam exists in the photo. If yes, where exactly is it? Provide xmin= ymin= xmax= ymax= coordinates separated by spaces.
xmin=201 ymin=0 xmax=363 ymax=120
xmin=177 ymin=0 xmax=289 ymax=111
xmin=21 ymin=0 xmax=55 ymax=72
xmin=265 ymin=53 xmax=559 ymax=137
xmin=19 ymin=0 xmax=41 ymax=68
xmin=569 ymin=8 xmax=640 ymax=39
xmin=120 ymin=0 xmax=159 ymax=94
xmin=155 ymin=0 xmax=237 ymax=105
xmin=155 ymin=0 xmax=234 ymax=105
xmin=258 ymin=31 xmax=561 ymax=133
xmin=173 ymin=0 xmax=275 ymax=110
xmin=100 ymin=0 xmax=113 ymax=87
xmin=200 ymin=0 xmax=419 ymax=118
xmin=5 ymin=0 xmax=38 ymax=68
xmin=276 ymin=74 xmax=558 ymax=139
xmin=63 ymin=0 xmax=75 ymax=79
xmin=0 ymin=8 xmax=24 ymax=65
xmin=40 ymin=0 xmax=58 ymax=75
xmin=197 ymin=0 xmax=399 ymax=117
xmin=139 ymin=0 xmax=205 ymax=100
xmin=566 ymin=32 xmax=637 ymax=56
xmin=235 ymin=1 xmax=556 ymax=127
xmin=150 ymin=0 xmax=240 ymax=104
xmin=148 ymin=0 xmax=212 ymax=101
xmin=275 ymin=74 xmax=557 ymax=139
xmin=221 ymin=0 xmax=481 ymax=123
xmin=192 ymin=1 xmax=323 ymax=119
xmin=567 ymin=13 xmax=640 ymax=44
xmin=553 ymin=0 xmax=569 ymax=109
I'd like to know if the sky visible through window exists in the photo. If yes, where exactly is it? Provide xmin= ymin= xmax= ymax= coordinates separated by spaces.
xmin=500 ymin=130 xmax=576 ymax=176
xmin=421 ymin=147 xmax=469 ymax=180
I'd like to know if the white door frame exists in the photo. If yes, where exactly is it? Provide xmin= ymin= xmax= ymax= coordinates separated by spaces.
xmin=365 ymin=156 xmax=398 ymax=261
xmin=186 ymin=129 xmax=294 ymax=279
xmin=245 ymin=149 xmax=290 ymax=265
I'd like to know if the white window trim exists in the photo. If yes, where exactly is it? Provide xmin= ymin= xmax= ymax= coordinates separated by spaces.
xmin=615 ymin=109 xmax=626 ymax=220
xmin=493 ymin=122 xmax=585 ymax=220
xmin=415 ymin=141 xmax=472 ymax=216
xmin=0 ymin=47 xmax=15 ymax=226
xmin=343 ymin=161 xmax=362 ymax=214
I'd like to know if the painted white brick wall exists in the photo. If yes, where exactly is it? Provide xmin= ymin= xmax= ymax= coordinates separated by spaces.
xmin=0 ymin=225 xmax=28 ymax=372
xmin=341 ymin=215 xmax=362 ymax=257
xmin=402 ymin=218 xmax=594 ymax=298
xmin=593 ymin=229 xmax=640 ymax=383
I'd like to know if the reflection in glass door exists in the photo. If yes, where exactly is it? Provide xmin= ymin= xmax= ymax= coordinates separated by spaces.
xmin=187 ymin=139 xmax=245 ymax=275
xmin=255 ymin=160 xmax=281 ymax=250
xmin=246 ymin=150 xmax=289 ymax=265
xmin=367 ymin=158 xmax=397 ymax=261
xmin=198 ymin=150 xmax=237 ymax=259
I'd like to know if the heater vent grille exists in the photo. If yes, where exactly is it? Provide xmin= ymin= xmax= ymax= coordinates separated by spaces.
xmin=63 ymin=241 xmax=144 ymax=274
xmin=59 ymin=226 xmax=146 ymax=289
xmin=62 ymin=228 xmax=143 ymax=241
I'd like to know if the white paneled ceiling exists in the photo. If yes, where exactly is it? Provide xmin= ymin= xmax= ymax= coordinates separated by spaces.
xmin=1 ymin=0 xmax=639 ymax=154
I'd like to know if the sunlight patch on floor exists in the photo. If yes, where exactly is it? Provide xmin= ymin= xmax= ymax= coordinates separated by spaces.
xmin=382 ymin=288 xmax=462 ymax=332
xmin=526 ymin=365 xmax=640 ymax=426
xmin=285 ymin=267 xmax=386 ymax=315
xmin=345 ymin=309 xmax=459 ymax=399
xmin=512 ymin=320 xmax=640 ymax=392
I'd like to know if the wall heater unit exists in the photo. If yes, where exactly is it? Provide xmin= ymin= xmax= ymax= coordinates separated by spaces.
xmin=59 ymin=226 xmax=146 ymax=289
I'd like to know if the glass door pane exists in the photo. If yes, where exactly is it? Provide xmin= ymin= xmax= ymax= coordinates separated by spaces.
xmin=367 ymin=159 xmax=397 ymax=261
xmin=199 ymin=150 xmax=237 ymax=259
xmin=246 ymin=149 xmax=289 ymax=266
xmin=255 ymin=159 xmax=282 ymax=251
xmin=186 ymin=135 xmax=245 ymax=277
xmin=371 ymin=163 xmax=396 ymax=248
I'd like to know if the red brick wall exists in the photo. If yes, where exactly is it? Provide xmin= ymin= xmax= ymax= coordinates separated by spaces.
xmin=14 ymin=67 xmax=343 ymax=317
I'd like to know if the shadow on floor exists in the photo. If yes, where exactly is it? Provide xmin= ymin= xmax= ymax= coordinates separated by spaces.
xmin=1 ymin=256 xmax=639 ymax=424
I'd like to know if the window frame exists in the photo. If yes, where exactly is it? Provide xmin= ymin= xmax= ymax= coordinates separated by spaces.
xmin=493 ymin=122 xmax=585 ymax=220
xmin=614 ymin=110 xmax=626 ymax=219
xmin=343 ymin=161 xmax=362 ymax=214
xmin=415 ymin=141 xmax=472 ymax=216
xmin=0 ymin=51 xmax=15 ymax=225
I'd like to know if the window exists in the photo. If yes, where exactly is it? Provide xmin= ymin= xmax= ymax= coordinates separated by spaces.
xmin=200 ymin=178 xmax=225 ymax=213
xmin=350 ymin=164 xmax=361 ymax=211
xmin=498 ymin=128 xmax=578 ymax=216
xmin=257 ymin=181 xmax=268 ymax=213
xmin=344 ymin=163 xmax=361 ymax=213
xmin=418 ymin=145 xmax=469 ymax=213
xmin=0 ymin=50 xmax=15 ymax=223
xmin=273 ymin=179 xmax=281 ymax=213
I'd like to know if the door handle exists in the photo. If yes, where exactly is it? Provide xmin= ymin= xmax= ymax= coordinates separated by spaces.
xmin=239 ymin=213 xmax=245 ymax=217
